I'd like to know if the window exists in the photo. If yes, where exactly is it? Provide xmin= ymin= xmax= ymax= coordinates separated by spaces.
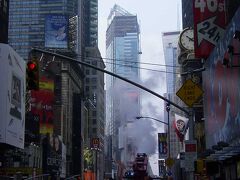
xmin=85 ymin=86 xmax=89 ymax=91
xmin=92 ymin=111 xmax=97 ymax=116
xmin=92 ymin=78 xmax=97 ymax=83
xmin=92 ymin=128 xmax=97 ymax=133
xmin=86 ymin=69 xmax=90 ymax=75
xmin=92 ymin=69 xmax=97 ymax=75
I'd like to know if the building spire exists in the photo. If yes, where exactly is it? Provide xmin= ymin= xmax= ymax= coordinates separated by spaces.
xmin=107 ymin=4 xmax=133 ymax=25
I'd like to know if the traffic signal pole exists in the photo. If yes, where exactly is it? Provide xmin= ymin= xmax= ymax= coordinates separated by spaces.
xmin=32 ymin=47 xmax=195 ymax=179
xmin=31 ymin=48 xmax=189 ymax=116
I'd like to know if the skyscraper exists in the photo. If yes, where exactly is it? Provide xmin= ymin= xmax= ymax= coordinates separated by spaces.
xmin=162 ymin=31 xmax=182 ymax=158
xmin=105 ymin=4 xmax=141 ymax=173
xmin=162 ymin=31 xmax=180 ymax=95
xmin=85 ymin=0 xmax=98 ymax=47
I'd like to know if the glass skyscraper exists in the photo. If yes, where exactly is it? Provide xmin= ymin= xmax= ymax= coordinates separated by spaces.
xmin=162 ymin=31 xmax=182 ymax=159
xmin=105 ymin=4 xmax=141 ymax=170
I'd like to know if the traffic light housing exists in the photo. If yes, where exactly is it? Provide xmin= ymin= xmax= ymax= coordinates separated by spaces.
xmin=26 ymin=60 xmax=39 ymax=90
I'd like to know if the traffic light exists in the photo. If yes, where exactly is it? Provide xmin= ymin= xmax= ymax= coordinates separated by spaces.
xmin=166 ymin=102 xmax=170 ymax=112
xmin=26 ymin=60 xmax=39 ymax=90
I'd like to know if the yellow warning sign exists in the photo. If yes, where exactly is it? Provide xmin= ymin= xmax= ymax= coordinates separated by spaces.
xmin=176 ymin=79 xmax=203 ymax=107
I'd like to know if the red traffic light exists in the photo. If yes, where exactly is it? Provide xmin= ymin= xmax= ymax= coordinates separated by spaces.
xmin=27 ymin=61 xmax=37 ymax=70
xmin=26 ymin=60 xmax=39 ymax=90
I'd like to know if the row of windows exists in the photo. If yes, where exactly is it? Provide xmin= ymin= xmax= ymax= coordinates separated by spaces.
xmin=85 ymin=77 xmax=98 ymax=83
xmin=11 ymin=1 xmax=39 ymax=5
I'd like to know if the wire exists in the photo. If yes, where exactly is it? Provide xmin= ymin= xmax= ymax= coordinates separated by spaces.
xmin=105 ymin=61 xmax=180 ymax=74
xmin=53 ymin=51 xmax=180 ymax=74
xmin=76 ymin=54 xmax=181 ymax=68
xmin=85 ymin=58 xmax=180 ymax=75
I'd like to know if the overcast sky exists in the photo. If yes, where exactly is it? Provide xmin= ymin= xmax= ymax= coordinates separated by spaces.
xmin=98 ymin=0 xmax=182 ymax=175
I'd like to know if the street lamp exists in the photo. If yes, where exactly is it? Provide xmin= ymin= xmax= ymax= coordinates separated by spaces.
xmin=135 ymin=115 xmax=170 ymax=158
xmin=136 ymin=103 xmax=171 ymax=157
xmin=136 ymin=114 xmax=173 ymax=177
xmin=136 ymin=109 xmax=173 ymax=177
xmin=136 ymin=116 xmax=168 ymax=125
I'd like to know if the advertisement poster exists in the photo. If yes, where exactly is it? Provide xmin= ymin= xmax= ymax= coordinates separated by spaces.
xmin=0 ymin=43 xmax=25 ymax=149
xmin=158 ymin=133 xmax=168 ymax=159
xmin=203 ymin=7 xmax=240 ymax=147
xmin=193 ymin=0 xmax=227 ymax=59
xmin=31 ymin=78 xmax=54 ymax=134
xmin=173 ymin=114 xmax=189 ymax=142
xmin=42 ymin=134 xmax=63 ymax=177
xmin=91 ymin=137 xmax=100 ymax=149
xmin=45 ymin=14 xmax=68 ymax=49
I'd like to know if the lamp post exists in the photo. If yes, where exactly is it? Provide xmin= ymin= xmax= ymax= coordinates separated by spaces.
xmin=136 ymin=112 xmax=173 ymax=178
xmin=135 ymin=115 xmax=170 ymax=157
xmin=136 ymin=116 xmax=168 ymax=125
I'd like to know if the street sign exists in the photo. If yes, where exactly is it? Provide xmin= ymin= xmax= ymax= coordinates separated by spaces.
xmin=176 ymin=79 xmax=203 ymax=107
xmin=91 ymin=138 xmax=100 ymax=149
xmin=193 ymin=0 xmax=227 ymax=59
xmin=158 ymin=133 xmax=168 ymax=159
xmin=184 ymin=140 xmax=197 ymax=172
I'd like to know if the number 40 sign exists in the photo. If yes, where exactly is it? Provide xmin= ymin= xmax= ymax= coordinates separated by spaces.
xmin=193 ymin=0 xmax=228 ymax=59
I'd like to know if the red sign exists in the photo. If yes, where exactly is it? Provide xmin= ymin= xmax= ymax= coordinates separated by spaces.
xmin=193 ymin=0 xmax=228 ymax=59
xmin=31 ymin=78 xmax=54 ymax=134
xmin=185 ymin=143 xmax=197 ymax=152
xmin=91 ymin=138 xmax=100 ymax=149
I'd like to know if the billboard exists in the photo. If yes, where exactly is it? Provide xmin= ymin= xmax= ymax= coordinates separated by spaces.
xmin=0 ymin=43 xmax=25 ymax=149
xmin=193 ymin=0 xmax=227 ymax=59
xmin=158 ymin=133 xmax=168 ymax=159
xmin=42 ymin=134 xmax=63 ymax=177
xmin=173 ymin=114 xmax=189 ymax=142
xmin=45 ymin=14 xmax=68 ymax=49
xmin=31 ymin=77 xmax=54 ymax=134
xmin=203 ymin=7 xmax=240 ymax=147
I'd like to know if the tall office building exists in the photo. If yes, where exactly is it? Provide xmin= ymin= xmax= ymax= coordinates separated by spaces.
xmin=105 ymin=4 xmax=141 ymax=173
xmin=7 ymin=0 xmax=101 ymax=178
xmin=162 ymin=31 xmax=182 ymax=158
xmin=162 ymin=31 xmax=180 ymax=95
xmin=84 ymin=47 xmax=105 ymax=180
xmin=84 ymin=0 xmax=98 ymax=47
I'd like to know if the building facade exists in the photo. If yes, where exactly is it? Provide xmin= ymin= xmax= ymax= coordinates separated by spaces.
xmin=84 ymin=47 xmax=105 ymax=180
xmin=105 ymin=4 xmax=141 ymax=177
xmin=162 ymin=31 xmax=183 ymax=159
